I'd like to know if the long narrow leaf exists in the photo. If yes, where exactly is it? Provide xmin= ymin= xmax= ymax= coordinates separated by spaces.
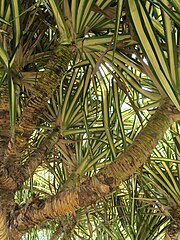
xmin=8 ymin=76 xmax=16 ymax=136
xmin=113 ymin=0 xmax=123 ymax=57
xmin=128 ymin=0 xmax=180 ymax=110
xmin=163 ymin=0 xmax=179 ymax=91
xmin=0 ymin=44 xmax=9 ymax=69
xmin=10 ymin=0 xmax=21 ymax=47
xmin=49 ymin=0 xmax=70 ymax=43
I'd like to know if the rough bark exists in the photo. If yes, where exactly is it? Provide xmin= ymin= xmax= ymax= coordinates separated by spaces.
xmin=16 ymin=130 xmax=60 ymax=189
xmin=0 ymin=88 xmax=10 ymax=163
xmin=0 ymin=45 xmax=73 ymax=191
xmin=9 ymin=98 xmax=179 ymax=240
xmin=4 ymin=45 xmax=73 ymax=168
xmin=0 ymin=88 xmax=18 ymax=191
xmin=167 ymin=215 xmax=180 ymax=240
xmin=0 ymin=207 xmax=9 ymax=240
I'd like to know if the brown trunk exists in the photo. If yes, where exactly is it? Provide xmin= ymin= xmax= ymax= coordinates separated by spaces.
xmin=4 ymin=45 xmax=73 ymax=169
xmin=0 ymin=88 xmax=10 ymax=163
xmin=0 ymin=45 xmax=74 ymax=191
xmin=0 ymin=207 xmax=9 ymax=240
xmin=9 ymin=98 xmax=179 ymax=239
xmin=0 ymin=88 xmax=18 ymax=190
xmin=16 ymin=130 xmax=60 ymax=189
xmin=167 ymin=215 xmax=180 ymax=240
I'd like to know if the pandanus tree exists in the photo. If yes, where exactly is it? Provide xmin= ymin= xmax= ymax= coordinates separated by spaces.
xmin=0 ymin=0 xmax=179 ymax=239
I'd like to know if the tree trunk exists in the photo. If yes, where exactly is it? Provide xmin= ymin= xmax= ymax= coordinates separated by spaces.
xmin=3 ymin=45 xmax=73 ymax=171
xmin=0 ymin=207 xmax=9 ymax=240
xmin=167 ymin=214 xmax=180 ymax=240
xmin=9 ymin=98 xmax=179 ymax=239
xmin=0 ymin=45 xmax=74 ymax=191
xmin=0 ymin=44 xmax=75 ymax=239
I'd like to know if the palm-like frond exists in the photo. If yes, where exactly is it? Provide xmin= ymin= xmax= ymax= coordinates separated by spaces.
xmin=0 ymin=0 xmax=179 ymax=239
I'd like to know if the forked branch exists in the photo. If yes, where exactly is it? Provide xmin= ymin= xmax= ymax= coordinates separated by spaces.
xmin=10 ymin=98 xmax=180 ymax=240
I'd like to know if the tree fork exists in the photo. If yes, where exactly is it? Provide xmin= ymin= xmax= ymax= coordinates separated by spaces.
xmin=16 ymin=129 xmax=60 ymax=189
xmin=4 ymin=45 xmax=73 ymax=167
xmin=10 ymin=98 xmax=180 ymax=240
xmin=0 ymin=45 xmax=74 ymax=190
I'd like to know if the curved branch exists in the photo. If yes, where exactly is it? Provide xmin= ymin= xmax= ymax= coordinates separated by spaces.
xmin=16 ymin=130 xmax=60 ymax=189
xmin=0 ymin=130 xmax=60 ymax=190
xmin=0 ymin=45 xmax=74 ymax=190
xmin=5 ymin=45 xmax=73 ymax=165
xmin=10 ymin=99 xmax=179 ymax=239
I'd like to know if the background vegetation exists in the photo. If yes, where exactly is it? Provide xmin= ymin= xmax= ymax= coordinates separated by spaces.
xmin=0 ymin=0 xmax=179 ymax=239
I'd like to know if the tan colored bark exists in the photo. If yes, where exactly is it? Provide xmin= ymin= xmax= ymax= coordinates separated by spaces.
xmin=167 ymin=215 xmax=180 ymax=240
xmin=0 ymin=169 xmax=17 ymax=191
xmin=0 ymin=207 xmax=9 ymax=240
xmin=0 ymin=88 xmax=18 ymax=190
xmin=4 ymin=45 xmax=73 ymax=167
xmin=0 ymin=88 xmax=10 ymax=163
xmin=0 ymin=45 xmax=74 ymax=190
xmin=10 ymin=98 xmax=179 ymax=240
xmin=16 ymin=130 xmax=60 ymax=189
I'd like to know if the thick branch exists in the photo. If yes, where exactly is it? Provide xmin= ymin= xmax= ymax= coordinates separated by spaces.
xmin=0 ymin=130 xmax=60 ymax=191
xmin=16 ymin=130 xmax=60 ymax=189
xmin=5 ymin=45 xmax=73 ymax=165
xmin=0 ymin=45 xmax=74 ymax=190
xmin=0 ymin=88 xmax=18 ymax=190
xmin=0 ymin=168 xmax=17 ymax=191
xmin=0 ymin=88 xmax=10 ymax=163
xmin=10 ymin=99 xmax=179 ymax=239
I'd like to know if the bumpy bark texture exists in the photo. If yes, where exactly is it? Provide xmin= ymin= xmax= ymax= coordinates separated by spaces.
xmin=0 ymin=88 xmax=10 ymax=165
xmin=4 ymin=46 xmax=72 ymax=168
xmin=168 ymin=215 xmax=180 ymax=240
xmin=15 ymin=45 xmax=72 ymax=150
xmin=10 ymin=98 xmax=179 ymax=240
xmin=0 ymin=45 xmax=74 ymax=239
xmin=16 ymin=130 xmax=60 ymax=189
xmin=0 ymin=207 xmax=9 ymax=240
xmin=0 ymin=45 xmax=73 ymax=191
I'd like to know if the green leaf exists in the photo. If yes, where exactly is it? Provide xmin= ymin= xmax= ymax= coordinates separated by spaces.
xmin=61 ymin=68 xmax=79 ymax=124
xmin=8 ymin=76 xmax=16 ymax=136
xmin=150 ymin=0 xmax=180 ymax=25
xmin=78 ymin=0 xmax=96 ymax=34
xmin=113 ymin=0 xmax=123 ymax=58
xmin=10 ymin=0 xmax=21 ymax=47
xmin=163 ymin=0 xmax=180 ymax=91
xmin=0 ymin=44 xmax=9 ymax=69
xmin=0 ymin=17 xmax=10 ymax=25
xmin=128 ymin=0 xmax=180 ymax=110
xmin=112 ymin=79 xmax=127 ymax=148
xmin=48 ymin=0 xmax=70 ymax=43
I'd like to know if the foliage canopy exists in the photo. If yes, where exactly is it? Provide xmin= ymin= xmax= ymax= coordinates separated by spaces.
xmin=0 ymin=0 xmax=179 ymax=239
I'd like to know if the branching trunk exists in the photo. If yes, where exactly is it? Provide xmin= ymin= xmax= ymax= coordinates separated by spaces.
xmin=0 ymin=45 xmax=73 ymax=191
xmin=16 ymin=130 xmax=60 ymax=189
xmin=4 ymin=45 xmax=73 ymax=169
xmin=10 ymin=98 xmax=179 ymax=240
